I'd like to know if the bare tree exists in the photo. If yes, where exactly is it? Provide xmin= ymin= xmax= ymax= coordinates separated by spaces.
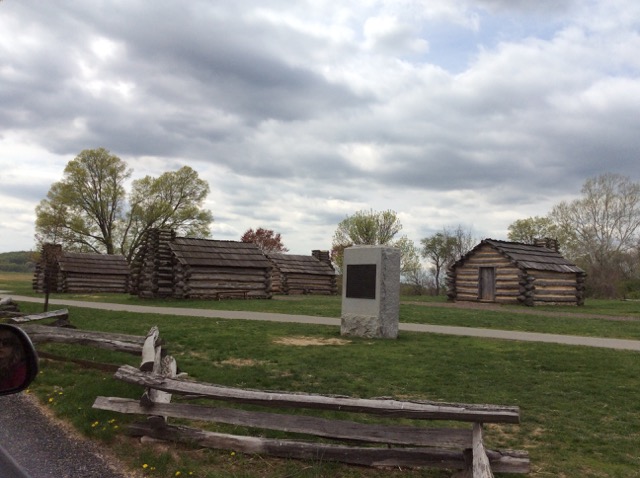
xmin=550 ymin=173 xmax=640 ymax=297
xmin=420 ymin=225 xmax=476 ymax=296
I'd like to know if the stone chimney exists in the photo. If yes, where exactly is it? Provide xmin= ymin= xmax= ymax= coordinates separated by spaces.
xmin=312 ymin=250 xmax=332 ymax=265
xmin=534 ymin=238 xmax=559 ymax=252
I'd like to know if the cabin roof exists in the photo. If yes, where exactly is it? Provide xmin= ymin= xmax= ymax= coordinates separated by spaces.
xmin=455 ymin=239 xmax=585 ymax=274
xmin=170 ymin=237 xmax=272 ymax=269
xmin=58 ymin=252 xmax=130 ymax=275
xmin=266 ymin=253 xmax=335 ymax=275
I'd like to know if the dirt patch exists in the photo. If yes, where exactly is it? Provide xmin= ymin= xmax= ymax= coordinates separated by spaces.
xmin=273 ymin=336 xmax=351 ymax=346
xmin=219 ymin=358 xmax=267 ymax=367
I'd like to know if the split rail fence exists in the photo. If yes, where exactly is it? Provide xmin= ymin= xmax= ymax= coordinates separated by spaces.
xmin=8 ymin=308 xmax=530 ymax=476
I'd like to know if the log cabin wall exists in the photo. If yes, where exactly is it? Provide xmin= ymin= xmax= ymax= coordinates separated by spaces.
xmin=280 ymin=273 xmax=336 ymax=295
xmin=34 ymin=248 xmax=130 ymax=294
xmin=270 ymin=266 xmax=283 ymax=294
xmin=33 ymin=243 xmax=63 ymax=293
xmin=169 ymin=237 xmax=272 ymax=299
xmin=267 ymin=252 xmax=337 ymax=295
xmin=130 ymin=229 xmax=176 ymax=298
xmin=59 ymin=253 xmax=130 ymax=293
xmin=448 ymin=239 xmax=585 ymax=307
xmin=526 ymin=270 xmax=586 ymax=306
xmin=174 ymin=265 xmax=272 ymax=299
xmin=449 ymin=243 xmax=522 ymax=304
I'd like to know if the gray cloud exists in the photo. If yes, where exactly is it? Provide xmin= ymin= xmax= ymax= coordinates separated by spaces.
xmin=1 ymin=0 xmax=639 ymax=254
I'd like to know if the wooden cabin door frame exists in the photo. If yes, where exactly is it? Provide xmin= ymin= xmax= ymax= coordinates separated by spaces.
xmin=478 ymin=267 xmax=496 ymax=301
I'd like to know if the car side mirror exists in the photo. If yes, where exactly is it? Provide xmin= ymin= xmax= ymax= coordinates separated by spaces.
xmin=0 ymin=324 xmax=39 ymax=396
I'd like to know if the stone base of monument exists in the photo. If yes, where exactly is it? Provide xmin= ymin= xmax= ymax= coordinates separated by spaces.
xmin=340 ymin=313 xmax=398 ymax=339
xmin=340 ymin=246 xmax=400 ymax=339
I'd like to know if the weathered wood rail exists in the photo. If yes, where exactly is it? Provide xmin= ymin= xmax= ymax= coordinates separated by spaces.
xmin=10 ymin=315 xmax=529 ymax=475
xmin=10 ymin=312 xmax=157 ymax=371
xmin=8 ymin=308 xmax=71 ymax=327
xmin=92 ymin=329 xmax=530 ymax=476
xmin=0 ymin=296 xmax=21 ymax=318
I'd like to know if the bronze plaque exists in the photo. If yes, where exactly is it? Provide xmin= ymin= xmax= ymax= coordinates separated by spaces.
xmin=346 ymin=264 xmax=376 ymax=299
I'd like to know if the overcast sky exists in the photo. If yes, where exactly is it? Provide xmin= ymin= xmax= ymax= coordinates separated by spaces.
xmin=1 ymin=0 xmax=639 ymax=255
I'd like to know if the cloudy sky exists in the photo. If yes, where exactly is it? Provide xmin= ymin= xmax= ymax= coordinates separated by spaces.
xmin=1 ymin=0 xmax=639 ymax=255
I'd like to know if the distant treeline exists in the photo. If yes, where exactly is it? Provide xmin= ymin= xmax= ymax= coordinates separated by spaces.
xmin=0 ymin=251 xmax=36 ymax=273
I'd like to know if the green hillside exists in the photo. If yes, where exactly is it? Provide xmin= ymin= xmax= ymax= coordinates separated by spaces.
xmin=0 ymin=251 xmax=36 ymax=272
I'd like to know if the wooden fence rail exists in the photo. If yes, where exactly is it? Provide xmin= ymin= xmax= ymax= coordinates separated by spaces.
xmin=91 ymin=328 xmax=530 ymax=476
xmin=7 ymin=314 xmax=529 ymax=476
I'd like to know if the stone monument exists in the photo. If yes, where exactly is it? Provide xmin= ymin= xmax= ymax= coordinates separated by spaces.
xmin=340 ymin=245 xmax=400 ymax=339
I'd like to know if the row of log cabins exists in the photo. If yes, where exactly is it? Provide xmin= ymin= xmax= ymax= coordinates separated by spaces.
xmin=35 ymin=230 xmax=338 ymax=298
xmin=34 ymin=233 xmax=584 ymax=306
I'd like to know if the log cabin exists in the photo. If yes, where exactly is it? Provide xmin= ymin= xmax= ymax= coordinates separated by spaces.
xmin=33 ymin=245 xmax=130 ymax=294
xmin=267 ymin=250 xmax=337 ymax=295
xmin=130 ymin=229 xmax=273 ymax=299
xmin=446 ymin=238 xmax=586 ymax=306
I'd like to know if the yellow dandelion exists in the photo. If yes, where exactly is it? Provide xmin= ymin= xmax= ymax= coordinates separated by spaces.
xmin=175 ymin=472 xmax=182 ymax=477
xmin=48 ymin=397 xmax=54 ymax=403
xmin=142 ymin=463 xmax=149 ymax=469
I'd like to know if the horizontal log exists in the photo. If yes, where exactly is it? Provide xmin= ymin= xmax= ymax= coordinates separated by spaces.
xmin=532 ymin=277 xmax=574 ymax=285
xmin=125 ymin=422 xmax=529 ymax=473
xmin=0 ymin=311 xmax=24 ymax=318
xmin=20 ymin=325 xmax=144 ymax=355
xmin=534 ymin=297 xmax=579 ymax=304
xmin=187 ymin=284 xmax=269 ymax=291
xmin=38 ymin=351 xmax=121 ymax=372
xmin=188 ymin=273 xmax=267 ymax=282
xmin=8 ymin=309 xmax=69 ymax=324
xmin=93 ymin=397 xmax=472 ymax=448
xmin=534 ymin=289 xmax=579 ymax=297
xmin=113 ymin=365 xmax=520 ymax=424
xmin=187 ymin=266 xmax=269 ymax=275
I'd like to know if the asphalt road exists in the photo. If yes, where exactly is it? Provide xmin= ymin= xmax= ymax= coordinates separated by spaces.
xmin=0 ymin=394 xmax=127 ymax=478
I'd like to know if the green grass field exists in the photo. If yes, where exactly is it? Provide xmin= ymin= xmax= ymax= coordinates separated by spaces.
xmin=2 ymin=273 xmax=640 ymax=477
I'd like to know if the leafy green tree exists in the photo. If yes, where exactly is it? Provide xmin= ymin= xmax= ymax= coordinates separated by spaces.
xmin=507 ymin=216 xmax=559 ymax=244
xmin=122 ymin=166 xmax=213 ymax=260
xmin=35 ymin=148 xmax=131 ymax=255
xmin=394 ymin=236 xmax=422 ymax=275
xmin=35 ymin=148 xmax=213 ymax=260
xmin=420 ymin=233 xmax=458 ymax=296
xmin=331 ymin=209 xmax=405 ymax=272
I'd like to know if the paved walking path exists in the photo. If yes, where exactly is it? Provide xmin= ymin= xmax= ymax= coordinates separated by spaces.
xmin=5 ymin=294 xmax=640 ymax=351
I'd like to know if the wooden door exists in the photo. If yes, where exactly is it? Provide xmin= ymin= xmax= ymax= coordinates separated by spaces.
xmin=478 ymin=267 xmax=496 ymax=301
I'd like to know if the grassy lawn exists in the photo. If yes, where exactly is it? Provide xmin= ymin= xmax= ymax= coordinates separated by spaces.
xmin=3 ymin=271 xmax=640 ymax=340
xmin=2 ymin=291 xmax=638 ymax=478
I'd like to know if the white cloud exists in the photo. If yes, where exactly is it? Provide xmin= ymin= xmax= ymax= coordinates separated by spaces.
xmin=0 ymin=0 xmax=639 ymax=256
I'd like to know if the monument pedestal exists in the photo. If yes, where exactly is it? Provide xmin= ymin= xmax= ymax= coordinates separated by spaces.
xmin=340 ymin=246 xmax=400 ymax=339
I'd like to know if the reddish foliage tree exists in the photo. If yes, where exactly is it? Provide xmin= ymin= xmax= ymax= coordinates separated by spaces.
xmin=240 ymin=227 xmax=289 ymax=254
